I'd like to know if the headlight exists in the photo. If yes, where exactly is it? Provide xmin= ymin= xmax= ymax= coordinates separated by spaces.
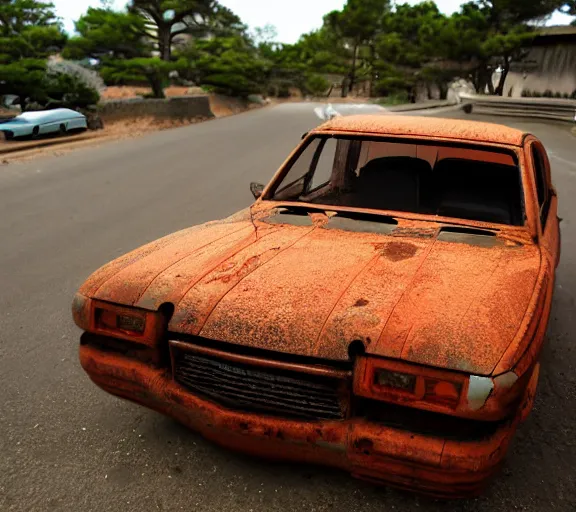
xmin=97 ymin=308 xmax=146 ymax=335
xmin=375 ymin=369 xmax=417 ymax=392
xmin=355 ymin=357 xmax=465 ymax=411
xmin=72 ymin=294 xmax=165 ymax=347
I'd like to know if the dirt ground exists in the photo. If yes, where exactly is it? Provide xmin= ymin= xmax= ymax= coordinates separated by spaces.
xmin=100 ymin=85 xmax=206 ymax=100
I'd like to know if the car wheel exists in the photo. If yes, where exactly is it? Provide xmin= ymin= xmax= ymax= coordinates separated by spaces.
xmin=32 ymin=126 xmax=40 ymax=138
xmin=2 ymin=131 xmax=14 ymax=141
xmin=59 ymin=124 xmax=67 ymax=136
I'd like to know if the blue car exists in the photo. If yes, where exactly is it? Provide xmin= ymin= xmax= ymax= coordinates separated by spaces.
xmin=0 ymin=108 xmax=88 ymax=140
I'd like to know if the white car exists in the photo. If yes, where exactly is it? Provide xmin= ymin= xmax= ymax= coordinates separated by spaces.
xmin=0 ymin=108 xmax=88 ymax=140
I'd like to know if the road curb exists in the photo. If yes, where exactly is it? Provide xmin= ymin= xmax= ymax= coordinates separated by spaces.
xmin=384 ymin=101 xmax=457 ymax=112
xmin=0 ymin=132 xmax=106 ymax=156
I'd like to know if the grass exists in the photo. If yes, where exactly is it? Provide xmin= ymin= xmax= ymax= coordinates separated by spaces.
xmin=375 ymin=92 xmax=410 ymax=106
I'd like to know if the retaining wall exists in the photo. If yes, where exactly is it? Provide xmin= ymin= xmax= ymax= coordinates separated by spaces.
xmin=98 ymin=95 xmax=214 ymax=123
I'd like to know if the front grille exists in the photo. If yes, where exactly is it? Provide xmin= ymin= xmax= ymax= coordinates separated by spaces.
xmin=173 ymin=348 xmax=347 ymax=421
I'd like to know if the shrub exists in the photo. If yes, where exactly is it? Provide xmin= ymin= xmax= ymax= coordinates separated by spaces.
xmin=563 ymin=92 xmax=570 ymax=99
xmin=304 ymin=74 xmax=330 ymax=97
xmin=374 ymin=76 xmax=414 ymax=97
xmin=543 ymin=89 xmax=553 ymax=98
xmin=41 ymin=70 xmax=101 ymax=109
xmin=47 ymin=60 xmax=106 ymax=92
xmin=532 ymin=91 xmax=542 ymax=97
xmin=377 ymin=91 xmax=410 ymax=106
xmin=571 ymin=89 xmax=576 ymax=99
xmin=554 ymin=92 xmax=562 ymax=98
xmin=521 ymin=89 xmax=531 ymax=97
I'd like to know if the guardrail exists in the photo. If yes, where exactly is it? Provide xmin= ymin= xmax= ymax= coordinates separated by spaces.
xmin=459 ymin=93 xmax=576 ymax=123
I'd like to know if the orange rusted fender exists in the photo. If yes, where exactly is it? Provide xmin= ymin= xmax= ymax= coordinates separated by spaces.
xmin=74 ymin=115 xmax=560 ymax=498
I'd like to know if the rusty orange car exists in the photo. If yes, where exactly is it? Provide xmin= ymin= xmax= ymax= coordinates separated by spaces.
xmin=73 ymin=115 xmax=560 ymax=497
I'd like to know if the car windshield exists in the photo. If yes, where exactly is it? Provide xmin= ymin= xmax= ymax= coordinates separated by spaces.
xmin=267 ymin=135 xmax=524 ymax=226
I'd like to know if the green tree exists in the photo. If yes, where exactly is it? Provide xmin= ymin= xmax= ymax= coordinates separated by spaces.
xmin=63 ymin=7 xmax=150 ymax=60
xmin=101 ymin=57 xmax=177 ymax=98
xmin=129 ymin=0 xmax=245 ymax=61
xmin=0 ymin=59 xmax=47 ymax=108
xmin=179 ymin=35 xmax=267 ymax=96
xmin=0 ymin=1 xmax=69 ymax=108
xmin=304 ymin=73 xmax=330 ymax=96
xmin=324 ymin=0 xmax=391 ymax=95
xmin=463 ymin=0 xmax=571 ymax=94
xmin=0 ymin=1 xmax=66 ymax=63
xmin=63 ymin=6 xmax=177 ymax=98
xmin=374 ymin=2 xmax=449 ymax=99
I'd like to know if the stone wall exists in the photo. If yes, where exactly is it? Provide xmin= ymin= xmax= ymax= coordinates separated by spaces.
xmin=504 ymin=43 xmax=576 ymax=98
xmin=98 ymin=95 xmax=214 ymax=123
xmin=502 ymin=28 xmax=576 ymax=98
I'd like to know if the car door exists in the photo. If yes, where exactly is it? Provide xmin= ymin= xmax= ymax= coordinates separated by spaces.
xmin=527 ymin=139 xmax=560 ymax=272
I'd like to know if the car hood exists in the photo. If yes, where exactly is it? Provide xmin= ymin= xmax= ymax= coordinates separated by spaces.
xmin=81 ymin=210 xmax=541 ymax=376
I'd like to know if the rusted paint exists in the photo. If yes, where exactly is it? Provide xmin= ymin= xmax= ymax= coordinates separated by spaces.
xmin=79 ymin=342 xmax=526 ymax=497
xmin=382 ymin=241 xmax=418 ymax=261
xmin=314 ymin=115 xmax=526 ymax=146
xmin=73 ymin=117 xmax=559 ymax=497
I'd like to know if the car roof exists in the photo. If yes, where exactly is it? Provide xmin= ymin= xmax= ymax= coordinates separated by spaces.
xmin=313 ymin=115 xmax=527 ymax=147
xmin=17 ymin=108 xmax=83 ymax=123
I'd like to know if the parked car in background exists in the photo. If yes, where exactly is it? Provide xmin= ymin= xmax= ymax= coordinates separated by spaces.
xmin=0 ymin=108 xmax=87 ymax=140
xmin=73 ymin=115 xmax=560 ymax=498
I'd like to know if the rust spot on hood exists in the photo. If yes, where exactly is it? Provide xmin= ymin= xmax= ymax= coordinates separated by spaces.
xmin=383 ymin=242 xmax=418 ymax=262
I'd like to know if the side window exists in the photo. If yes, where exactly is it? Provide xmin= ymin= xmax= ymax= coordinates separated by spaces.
xmin=531 ymin=145 xmax=551 ymax=228
xmin=310 ymin=138 xmax=337 ymax=190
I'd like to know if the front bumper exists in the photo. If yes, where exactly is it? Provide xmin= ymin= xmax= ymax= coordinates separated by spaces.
xmin=79 ymin=341 xmax=529 ymax=498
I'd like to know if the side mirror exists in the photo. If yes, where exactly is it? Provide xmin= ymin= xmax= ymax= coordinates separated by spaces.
xmin=250 ymin=182 xmax=265 ymax=200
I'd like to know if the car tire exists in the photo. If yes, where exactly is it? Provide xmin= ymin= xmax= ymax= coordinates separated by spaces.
xmin=2 ymin=131 xmax=14 ymax=141
xmin=32 ymin=126 xmax=40 ymax=138
xmin=59 ymin=124 xmax=67 ymax=136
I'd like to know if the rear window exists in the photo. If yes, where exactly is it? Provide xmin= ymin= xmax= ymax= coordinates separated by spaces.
xmin=267 ymin=136 xmax=524 ymax=226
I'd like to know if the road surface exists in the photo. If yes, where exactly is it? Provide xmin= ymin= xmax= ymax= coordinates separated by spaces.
xmin=1 ymin=103 xmax=575 ymax=511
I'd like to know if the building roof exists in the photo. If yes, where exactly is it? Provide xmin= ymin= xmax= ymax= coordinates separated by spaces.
xmin=314 ymin=115 xmax=527 ymax=146
xmin=536 ymin=25 xmax=576 ymax=37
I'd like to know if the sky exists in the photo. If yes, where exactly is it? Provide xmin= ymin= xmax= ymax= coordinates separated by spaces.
xmin=54 ymin=0 xmax=574 ymax=44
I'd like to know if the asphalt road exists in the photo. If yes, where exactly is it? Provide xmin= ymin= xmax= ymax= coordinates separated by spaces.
xmin=1 ymin=103 xmax=575 ymax=511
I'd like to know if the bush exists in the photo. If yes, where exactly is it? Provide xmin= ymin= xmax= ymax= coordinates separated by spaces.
xmin=554 ymin=92 xmax=562 ymax=98
xmin=47 ymin=60 xmax=105 ymax=92
xmin=571 ymin=89 xmax=576 ymax=99
xmin=532 ymin=91 xmax=542 ymax=97
xmin=374 ymin=75 xmax=414 ymax=97
xmin=101 ymin=58 xmax=173 ymax=98
xmin=304 ymin=74 xmax=330 ymax=97
xmin=40 ymin=69 xmax=100 ymax=109
xmin=521 ymin=89 xmax=531 ymax=97
xmin=543 ymin=89 xmax=553 ymax=98
xmin=380 ymin=91 xmax=410 ymax=105
xmin=277 ymin=85 xmax=291 ymax=98
xmin=563 ymin=92 xmax=570 ymax=99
